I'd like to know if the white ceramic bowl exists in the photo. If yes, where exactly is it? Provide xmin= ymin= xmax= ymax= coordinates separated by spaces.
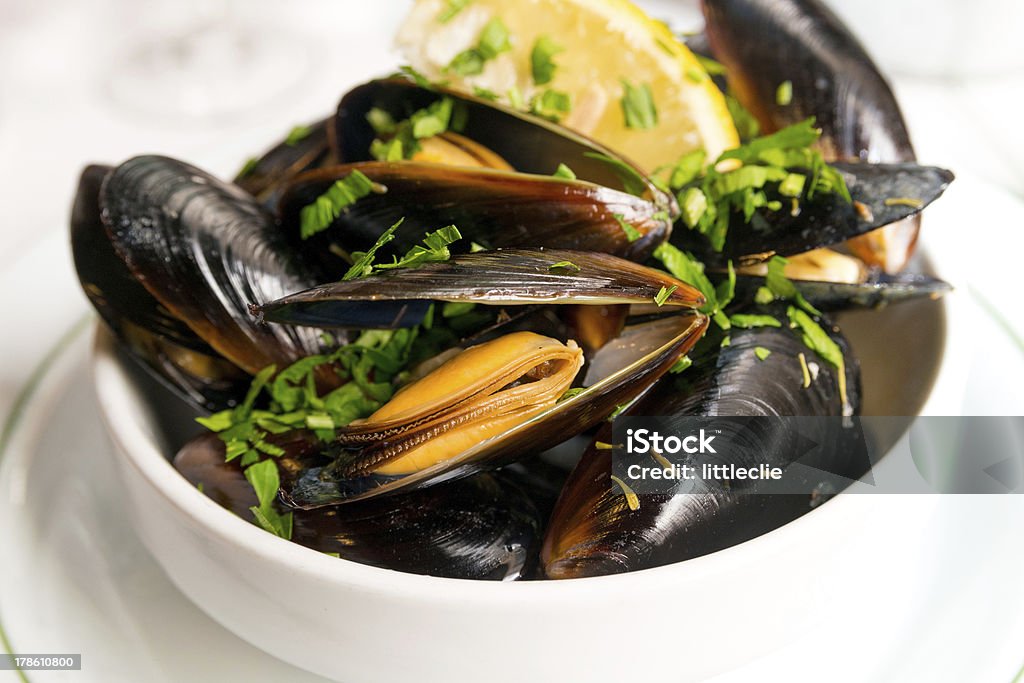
xmin=91 ymin=242 xmax=966 ymax=682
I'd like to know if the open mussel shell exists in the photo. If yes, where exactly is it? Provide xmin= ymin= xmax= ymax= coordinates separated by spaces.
xmin=234 ymin=118 xmax=332 ymax=210
xmin=72 ymin=164 xmax=249 ymax=411
xmin=174 ymin=433 xmax=543 ymax=580
xmin=733 ymin=270 xmax=952 ymax=312
xmin=101 ymin=155 xmax=336 ymax=380
xmin=673 ymin=162 xmax=953 ymax=265
xmin=334 ymin=78 xmax=669 ymax=199
xmin=542 ymin=308 xmax=865 ymax=578
xmin=702 ymin=0 xmax=923 ymax=272
xmin=257 ymin=249 xmax=705 ymax=328
xmin=277 ymin=162 xmax=670 ymax=278
xmin=256 ymin=250 xmax=709 ymax=506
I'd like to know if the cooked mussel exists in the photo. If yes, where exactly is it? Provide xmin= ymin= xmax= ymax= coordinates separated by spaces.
xmin=175 ymin=433 xmax=543 ymax=580
xmin=542 ymin=307 xmax=865 ymax=578
xmin=254 ymin=249 xmax=709 ymax=505
xmin=72 ymin=164 xmax=249 ymax=411
xmin=101 ymin=155 xmax=338 ymax=382
xmin=702 ymin=0 xmax=922 ymax=272
xmin=670 ymin=161 xmax=952 ymax=265
xmin=277 ymin=162 xmax=671 ymax=278
xmin=333 ymin=78 xmax=667 ymax=195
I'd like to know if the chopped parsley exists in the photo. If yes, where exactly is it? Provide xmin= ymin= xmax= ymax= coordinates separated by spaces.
xmin=670 ymin=355 xmax=693 ymax=374
xmin=612 ymin=213 xmax=642 ymax=243
xmin=237 ymin=157 xmax=259 ymax=179
xmin=438 ymin=0 xmax=472 ymax=23
xmin=299 ymin=170 xmax=379 ymax=239
xmin=285 ymin=124 xmax=313 ymax=146
xmin=447 ymin=17 xmax=512 ymax=76
xmin=729 ymin=314 xmax=781 ymax=329
xmin=754 ymin=346 xmax=772 ymax=361
xmin=549 ymin=260 xmax=581 ymax=273
xmin=667 ymin=118 xmax=851 ymax=251
xmin=369 ymin=97 xmax=461 ymax=161
xmin=787 ymin=306 xmax=850 ymax=414
xmin=552 ymin=163 xmax=576 ymax=180
xmin=246 ymin=459 xmax=292 ymax=539
xmin=725 ymin=93 xmax=761 ymax=140
xmin=531 ymin=35 xmax=564 ymax=85
xmin=583 ymin=152 xmax=649 ymax=197
xmin=472 ymin=86 xmax=500 ymax=101
xmin=620 ymin=80 xmax=658 ymax=130
xmin=775 ymin=80 xmax=793 ymax=106
xmin=654 ymin=285 xmax=677 ymax=307
xmin=344 ymin=221 xmax=463 ymax=280
xmin=530 ymin=89 xmax=572 ymax=122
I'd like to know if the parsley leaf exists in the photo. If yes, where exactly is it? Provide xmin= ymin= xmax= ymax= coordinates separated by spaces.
xmin=729 ymin=314 xmax=781 ymax=329
xmin=652 ymin=242 xmax=716 ymax=315
xmin=552 ymin=163 xmax=576 ymax=180
xmin=448 ymin=17 xmax=512 ymax=76
xmin=787 ymin=306 xmax=850 ymax=415
xmin=583 ymin=152 xmax=649 ymax=197
xmin=531 ymin=35 xmax=564 ymax=85
xmin=620 ymin=80 xmax=658 ymax=130
xmin=285 ymin=124 xmax=313 ymax=146
xmin=612 ymin=213 xmax=642 ymax=243
xmin=530 ymin=89 xmax=572 ymax=122
xmin=654 ymin=285 xmax=677 ymax=307
xmin=754 ymin=346 xmax=772 ymax=361
xmin=343 ymin=218 xmax=404 ymax=280
xmin=299 ymin=170 xmax=378 ymax=239
xmin=438 ymin=0 xmax=472 ymax=23
xmin=548 ymin=260 xmax=580 ymax=272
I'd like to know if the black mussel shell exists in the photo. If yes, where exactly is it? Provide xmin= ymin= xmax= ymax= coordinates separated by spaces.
xmin=72 ymin=164 xmax=248 ymax=411
xmin=174 ymin=433 xmax=542 ymax=580
xmin=277 ymin=162 xmax=671 ymax=279
xmin=733 ymin=269 xmax=952 ymax=312
xmin=101 ymin=155 xmax=336 ymax=379
xmin=672 ymin=162 xmax=953 ymax=264
xmin=256 ymin=249 xmax=705 ymax=329
xmin=333 ymin=78 xmax=669 ymax=199
xmin=542 ymin=307 xmax=866 ymax=578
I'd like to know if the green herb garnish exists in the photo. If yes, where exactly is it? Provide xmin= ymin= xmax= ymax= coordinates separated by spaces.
xmin=237 ymin=157 xmax=259 ymax=179
xmin=245 ymin=459 xmax=292 ymax=539
xmin=787 ymin=306 xmax=850 ymax=414
xmin=549 ymin=260 xmax=581 ymax=272
xmin=583 ymin=152 xmax=648 ymax=197
xmin=369 ymin=97 xmax=458 ymax=161
xmin=654 ymin=285 xmax=677 ymax=307
xmin=285 ymin=124 xmax=313 ymax=146
xmin=775 ymin=80 xmax=793 ymax=106
xmin=612 ymin=213 xmax=641 ymax=243
xmin=447 ymin=17 xmax=512 ymax=76
xmin=438 ymin=0 xmax=472 ymax=23
xmin=729 ymin=314 xmax=781 ymax=329
xmin=725 ymin=93 xmax=761 ymax=140
xmin=754 ymin=346 xmax=772 ymax=361
xmin=552 ymin=163 xmax=577 ymax=180
xmin=531 ymin=35 xmax=564 ymax=85
xmin=620 ymin=80 xmax=658 ymax=130
xmin=530 ymin=89 xmax=572 ymax=122
xmin=344 ymin=221 xmax=462 ymax=280
xmin=300 ymin=170 xmax=378 ymax=239
xmin=669 ymin=355 xmax=693 ymax=374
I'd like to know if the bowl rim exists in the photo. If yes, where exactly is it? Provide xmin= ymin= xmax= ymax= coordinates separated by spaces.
xmin=91 ymin=250 xmax=967 ymax=600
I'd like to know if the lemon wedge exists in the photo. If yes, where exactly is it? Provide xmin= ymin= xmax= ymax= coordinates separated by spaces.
xmin=396 ymin=0 xmax=739 ymax=172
